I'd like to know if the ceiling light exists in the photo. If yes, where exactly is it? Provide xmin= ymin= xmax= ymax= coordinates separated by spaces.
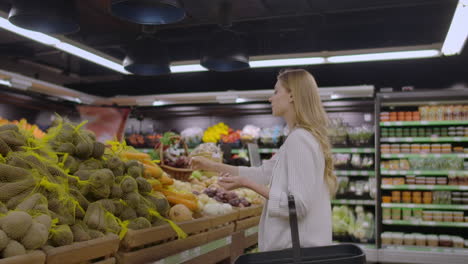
xmin=152 ymin=100 xmax=166 ymax=106
xmin=201 ymin=29 xmax=250 ymax=72
xmin=111 ymin=0 xmax=185 ymax=25
xmin=250 ymin=57 xmax=325 ymax=68
xmin=442 ymin=0 xmax=468 ymax=55
xmin=8 ymin=0 xmax=80 ymax=34
xmin=10 ymin=77 xmax=31 ymax=90
xmin=55 ymin=42 xmax=129 ymax=74
xmin=0 ymin=79 xmax=12 ymax=87
xmin=123 ymin=35 xmax=170 ymax=76
xmin=327 ymin=50 xmax=440 ymax=63
xmin=170 ymin=64 xmax=208 ymax=73
xmin=330 ymin=94 xmax=340 ymax=100
xmin=0 ymin=17 xmax=60 ymax=45
xmin=235 ymin=98 xmax=247 ymax=103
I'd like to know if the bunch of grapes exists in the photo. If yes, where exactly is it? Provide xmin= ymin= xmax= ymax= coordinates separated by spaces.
xmin=203 ymin=188 xmax=251 ymax=207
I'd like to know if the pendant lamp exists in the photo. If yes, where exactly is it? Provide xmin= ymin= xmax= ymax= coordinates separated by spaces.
xmin=110 ymin=0 xmax=185 ymax=25
xmin=123 ymin=35 xmax=171 ymax=76
xmin=200 ymin=29 xmax=250 ymax=72
xmin=200 ymin=0 xmax=249 ymax=72
xmin=8 ymin=0 xmax=80 ymax=34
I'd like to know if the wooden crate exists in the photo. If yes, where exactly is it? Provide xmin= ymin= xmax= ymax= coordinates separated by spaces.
xmin=238 ymin=205 xmax=263 ymax=220
xmin=235 ymin=215 xmax=260 ymax=232
xmin=44 ymin=234 xmax=120 ymax=264
xmin=0 ymin=250 xmax=45 ymax=264
xmin=117 ymin=214 xmax=238 ymax=264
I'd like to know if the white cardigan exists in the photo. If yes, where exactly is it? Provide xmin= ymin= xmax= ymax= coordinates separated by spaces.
xmin=239 ymin=128 xmax=332 ymax=252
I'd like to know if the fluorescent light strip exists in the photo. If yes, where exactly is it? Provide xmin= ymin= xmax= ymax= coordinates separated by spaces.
xmin=55 ymin=42 xmax=128 ymax=74
xmin=0 ymin=79 xmax=12 ymax=87
xmin=442 ymin=0 xmax=468 ymax=55
xmin=170 ymin=64 xmax=208 ymax=73
xmin=0 ymin=17 xmax=129 ymax=74
xmin=327 ymin=50 xmax=440 ymax=63
xmin=250 ymin=57 xmax=325 ymax=68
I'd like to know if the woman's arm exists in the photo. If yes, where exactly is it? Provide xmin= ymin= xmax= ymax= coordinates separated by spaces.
xmin=218 ymin=174 xmax=270 ymax=199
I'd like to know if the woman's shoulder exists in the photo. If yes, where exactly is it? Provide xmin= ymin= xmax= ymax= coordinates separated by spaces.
xmin=287 ymin=128 xmax=319 ymax=147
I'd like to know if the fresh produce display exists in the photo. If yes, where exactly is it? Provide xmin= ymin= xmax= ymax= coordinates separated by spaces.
xmin=202 ymin=123 xmax=229 ymax=143
xmin=240 ymin=125 xmax=260 ymax=145
xmin=0 ymin=117 xmax=45 ymax=138
xmin=181 ymin=127 xmax=203 ymax=148
xmin=221 ymin=128 xmax=241 ymax=146
xmin=332 ymin=205 xmax=374 ymax=243
xmin=259 ymin=126 xmax=283 ymax=148
xmin=328 ymin=118 xmax=374 ymax=147
xmin=0 ymin=118 xmax=197 ymax=259
xmin=333 ymin=153 xmax=374 ymax=170
xmin=336 ymin=177 xmax=376 ymax=199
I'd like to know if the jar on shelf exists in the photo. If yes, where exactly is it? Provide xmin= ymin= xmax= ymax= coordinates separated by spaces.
xmin=415 ymin=234 xmax=427 ymax=247
xmin=391 ymin=144 xmax=401 ymax=154
xmin=436 ymin=177 xmax=447 ymax=185
xmin=433 ymin=211 xmax=443 ymax=221
xmin=425 ymin=177 xmax=436 ymax=185
xmin=382 ymin=178 xmax=393 ymax=185
xmin=423 ymin=211 xmax=433 ymax=221
xmin=442 ymin=144 xmax=452 ymax=153
xmin=421 ymin=144 xmax=431 ymax=153
xmin=415 ymin=177 xmax=426 ymax=185
xmin=412 ymin=111 xmax=420 ymax=121
xmin=382 ymin=196 xmax=392 ymax=203
xmin=406 ymin=175 xmax=416 ymax=185
xmin=380 ymin=112 xmax=390 ymax=122
xmin=381 ymin=232 xmax=393 ymax=245
xmin=439 ymin=235 xmax=453 ymax=247
xmin=381 ymin=144 xmax=391 ymax=154
xmin=427 ymin=234 xmax=439 ymax=247
xmin=392 ymin=232 xmax=404 ymax=245
xmin=392 ymin=177 xmax=405 ymax=185
xmin=431 ymin=144 xmax=441 ymax=153
xmin=443 ymin=211 xmax=453 ymax=222
xmin=402 ymin=208 xmax=412 ymax=220
xmin=403 ymin=233 xmax=415 ymax=246
xmin=383 ymin=208 xmax=391 ymax=220
xmin=402 ymin=191 xmax=412 ymax=203
xmin=392 ymin=191 xmax=401 ymax=203
xmin=453 ymin=236 xmax=464 ymax=248
xmin=401 ymin=144 xmax=411 ymax=153
xmin=392 ymin=208 xmax=402 ymax=220
xmin=413 ymin=208 xmax=423 ymax=219
xmin=453 ymin=211 xmax=464 ymax=222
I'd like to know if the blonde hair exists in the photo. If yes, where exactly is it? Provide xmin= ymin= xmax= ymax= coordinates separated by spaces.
xmin=278 ymin=69 xmax=337 ymax=197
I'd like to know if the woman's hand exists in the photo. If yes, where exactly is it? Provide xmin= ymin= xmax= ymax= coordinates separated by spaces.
xmin=218 ymin=172 xmax=247 ymax=191
xmin=189 ymin=156 xmax=216 ymax=171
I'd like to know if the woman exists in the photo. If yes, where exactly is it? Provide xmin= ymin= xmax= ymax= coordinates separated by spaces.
xmin=191 ymin=69 xmax=337 ymax=252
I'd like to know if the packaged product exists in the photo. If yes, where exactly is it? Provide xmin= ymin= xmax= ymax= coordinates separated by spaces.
xmin=426 ymin=234 xmax=439 ymax=247
xmin=415 ymin=234 xmax=426 ymax=246
xmin=403 ymin=233 xmax=415 ymax=246
xmin=381 ymin=232 xmax=392 ymax=245
xmin=438 ymin=235 xmax=452 ymax=247
xmin=392 ymin=232 xmax=404 ymax=245
xmin=453 ymin=236 xmax=464 ymax=248
xmin=443 ymin=211 xmax=453 ymax=222
xmin=422 ymin=211 xmax=433 ymax=221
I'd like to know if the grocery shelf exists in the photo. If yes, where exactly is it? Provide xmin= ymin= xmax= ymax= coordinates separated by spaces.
xmin=380 ymin=120 xmax=468 ymax=126
xmin=381 ymin=184 xmax=468 ymax=191
xmin=331 ymin=148 xmax=375 ymax=153
xmin=380 ymin=137 xmax=468 ymax=143
xmin=380 ymin=169 xmax=466 ymax=176
xmin=331 ymin=199 xmax=375 ymax=206
xmin=381 ymin=203 xmax=468 ymax=210
xmin=382 ymin=219 xmax=468 ymax=228
xmin=379 ymin=246 xmax=468 ymax=264
xmin=381 ymin=153 xmax=468 ymax=159
xmin=335 ymin=170 xmax=375 ymax=176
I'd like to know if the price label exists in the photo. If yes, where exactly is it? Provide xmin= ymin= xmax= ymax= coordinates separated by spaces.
xmin=397 ymin=154 xmax=404 ymax=158
xmin=405 ymin=138 xmax=413 ymax=142
xmin=180 ymin=251 xmax=190 ymax=262
xmin=365 ymin=148 xmax=373 ymax=153
xmin=191 ymin=247 xmax=201 ymax=258
xmin=454 ymin=137 xmax=462 ymax=142
xmin=421 ymin=121 xmax=429 ymax=125
xmin=395 ymin=122 xmax=403 ymax=125
xmin=382 ymin=154 xmax=390 ymax=158
xmin=383 ymin=122 xmax=390 ymax=126
xmin=400 ymin=170 xmax=408 ymax=174
xmin=389 ymin=171 xmax=397 ymax=175
xmin=351 ymin=148 xmax=358 ymax=153
xmin=408 ymin=185 xmax=416 ymax=189
xmin=350 ymin=171 xmax=358 ymax=176
xmin=408 ymin=204 xmax=416 ymax=208
xmin=427 ymin=185 xmax=435 ymax=190
xmin=389 ymin=138 xmax=397 ymax=142
xmin=434 ymin=154 xmax=441 ymax=158
xmin=414 ymin=170 xmax=421 ymax=175
xmin=362 ymin=171 xmax=368 ymax=176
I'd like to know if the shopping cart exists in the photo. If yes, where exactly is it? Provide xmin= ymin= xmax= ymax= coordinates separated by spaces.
xmin=234 ymin=195 xmax=366 ymax=264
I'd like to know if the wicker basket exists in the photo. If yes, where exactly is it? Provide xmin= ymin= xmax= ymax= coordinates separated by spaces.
xmin=157 ymin=136 xmax=193 ymax=181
